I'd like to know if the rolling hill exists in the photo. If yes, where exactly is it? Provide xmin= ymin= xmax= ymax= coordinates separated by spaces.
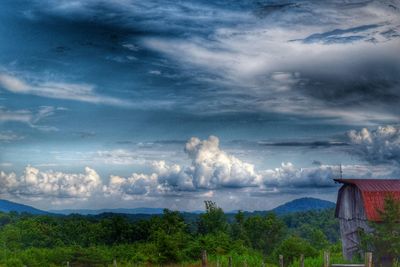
xmin=271 ymin=197 xmax=336 ymax=215
xmin=0 ymin=199 xmax=48 ymax=215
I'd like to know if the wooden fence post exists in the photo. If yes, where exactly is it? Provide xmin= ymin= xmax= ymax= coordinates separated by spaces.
xmin=365 ymin=252 xmax=372 ymax=267
xmin=324 ymin=251 xmax=330 ymax=267
xmin=202 ymin=250 xmax=207 ymax=267
xmin=279 ymin=254 xmax=284 ymax=267
xmin=300 ymin=254 xmax=304 ymax=267
xmin=228 ymin=256 xmax=232 ymax=267
xmin=66 ymin=261 xmax=70 ymax=267
xmin=113 ymin=258 xmax=117 ymax=267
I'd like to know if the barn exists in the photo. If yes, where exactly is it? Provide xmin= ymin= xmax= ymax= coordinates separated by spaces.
xmin=334 ymin=178 xmax=400 ymax=260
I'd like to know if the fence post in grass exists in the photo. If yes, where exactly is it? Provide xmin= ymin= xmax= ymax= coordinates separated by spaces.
xmin=217 ymin=257 xmax=220 ymax=267
xmin=113 ymin=258 xmax=117 ymax=267
xmin=228 ymin=256 xmax=232 ymax=267
xmin=202 ymin=250 xmax=207 ymax=267
xmin=365 ymin=252 xmax=372 ymax=267
xmin=300 ymin=254 xmax=304 ymax=267
xmin=66 ymin=261 xmax=70 ymax=267
xmin=323 ymin=251 xmax=330 ymax=267
xmin=279 ymin=255 xmax=284 ymax=267
xmin=262 ymin=259 xmax=265 ymax=267
xmin=244 ymin=259 xmax=248 ymax=267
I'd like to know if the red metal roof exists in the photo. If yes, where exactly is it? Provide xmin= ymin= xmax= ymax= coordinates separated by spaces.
xmin=335 ymin=179 xmax=400 ymax=221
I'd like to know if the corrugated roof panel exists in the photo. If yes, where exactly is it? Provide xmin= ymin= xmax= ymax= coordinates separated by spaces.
xmin=335 ymin=179 xmax=400 ymax=221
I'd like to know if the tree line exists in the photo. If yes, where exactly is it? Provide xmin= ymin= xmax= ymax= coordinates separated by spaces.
xmin=0 ymin=201 xmax=340 ymax=266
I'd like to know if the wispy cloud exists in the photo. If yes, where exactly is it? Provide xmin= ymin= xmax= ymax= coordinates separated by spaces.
xmin=144 ymin=30 xmax=400 ymax=124
xmin=95 ymin=149 xmax=143 ymax=165
xmin=0 ymin=73 xmax=132 ymax=107
xmin=0 ymin=106 xmax=59 ymax=130
xmin=0 ymin=131 xmax=24 ymax=142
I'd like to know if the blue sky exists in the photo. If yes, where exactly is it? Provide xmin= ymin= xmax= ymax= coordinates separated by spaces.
xmin=0 ymin=0 xmax=400 ymax=211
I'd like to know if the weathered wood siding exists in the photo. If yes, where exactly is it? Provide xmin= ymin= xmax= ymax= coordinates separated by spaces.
xmin=336 ymin=185 xmax=372 ymax=260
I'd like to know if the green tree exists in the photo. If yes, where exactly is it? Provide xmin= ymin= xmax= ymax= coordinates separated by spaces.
xmin=244 ymin=213 xmax=286 ymax=255
xmin=198 ymin=201 xmax=228 ymax=234
xmin=231 ymin=210 xmax=249 ymax=243
xmin=150 ymin=209 xmax=191 ymax=263
xmin=362 ymin=195 xmax=400 ymax=265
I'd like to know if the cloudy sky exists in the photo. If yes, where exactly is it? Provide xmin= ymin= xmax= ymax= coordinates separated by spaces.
xmin=0 ymin=0 xmax=400 ymax=211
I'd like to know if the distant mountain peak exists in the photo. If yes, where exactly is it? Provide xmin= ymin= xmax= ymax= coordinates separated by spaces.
xmin=271 ymin=197 xmax=335 ymax=215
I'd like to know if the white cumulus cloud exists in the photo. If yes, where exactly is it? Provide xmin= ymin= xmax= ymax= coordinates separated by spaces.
xmin=104 ymin=136 xmax=262 ymax=197
xmin=104 ymin=136 xmax=345 ymax=197
xmin=348 ymin=125 xmax=400 ymax=165
xmin=261 ymin=162 xmax=337 ymax=188
xmin=0 ymin=166 xmax=102 ymax=199
xmin=184 ymin=136 xmax=261 ymax=188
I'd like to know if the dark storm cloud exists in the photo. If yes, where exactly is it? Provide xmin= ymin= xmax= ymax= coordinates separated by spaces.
xmin=253 ymin=2 xmax=300 ymax=18
xmin=5 ymin=0 xmax=396 ymax=126
xmin=297 ymin=24 xmax=381 ymax=44
xmin=258 ymin=140 xmax=348 ymax=148
xmin=28 ymin=0 xmax=250 ymax=37
xmin=295 ymin=56 xmax=400 ymax=109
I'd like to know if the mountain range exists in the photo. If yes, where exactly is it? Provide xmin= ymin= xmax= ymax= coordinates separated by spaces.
xmin=0 ymin=197 xmax=335 ymax=215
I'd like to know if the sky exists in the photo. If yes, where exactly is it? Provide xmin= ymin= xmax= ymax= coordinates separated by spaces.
xmin=0 ymin=0 xmax=400 ymax=211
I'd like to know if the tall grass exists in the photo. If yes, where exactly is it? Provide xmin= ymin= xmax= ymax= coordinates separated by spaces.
xmin=289 ymin=252 xmax=360 ymax=267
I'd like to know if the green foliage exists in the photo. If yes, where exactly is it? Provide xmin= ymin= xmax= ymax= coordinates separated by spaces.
xmin=289 ymin=250 xmax=352 ymax=267
xmin=208 ymin=251 xmax=268 ymax=267
xmin=361 ymin=195 xmax=400 ymax=265
xmin=272 ymin=236 xmax=318 ymax=265
xmin=243 ymin=213 xmax=286 ymax=255
xmin=230 ymin=210 xmax=248 ymax=243
xmin=4 ymin=257 xmax=24 ymax=267
xmin=296 ymin=224 xmax=330 ymax=250
xmin=282 ymin=209 xmax=340 ymax=243
xmin=0 ymin=205 xmax=343 ymax=266
xmin=149 ymin=209 xmax=192 ymax=263
xmin=198 ymin=201 xmax=228 ymax=234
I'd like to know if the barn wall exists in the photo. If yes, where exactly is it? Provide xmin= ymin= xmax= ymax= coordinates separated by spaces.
xmin=339 ymin=218 xmax=371 ymax=260
xmin=336 ymin=185 xmax=372 ymax=260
